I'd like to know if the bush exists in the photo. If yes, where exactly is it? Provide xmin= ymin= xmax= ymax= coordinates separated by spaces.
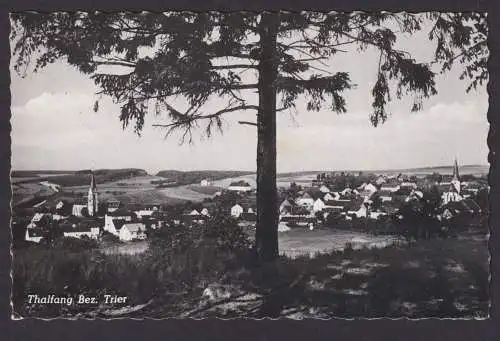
xmin=13 ymin=213 xmax=253 ymax=318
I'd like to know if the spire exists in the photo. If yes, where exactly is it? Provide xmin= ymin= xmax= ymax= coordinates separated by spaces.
xmin=90 ymin=170 xmax=96 ymax=190
xmin=452 ymin=158 xmax=460 ymax=181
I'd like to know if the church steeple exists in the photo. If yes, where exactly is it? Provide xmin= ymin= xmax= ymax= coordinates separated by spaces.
xmin=87 ymin=170 xmax=98 ymax=216
xmin=90 ymin=171 xmax=96 ymax=190
xmin=452 ymin=158 xmax=460 ymax=181
xmin=451 ymin=158 xmax=461 ymax=194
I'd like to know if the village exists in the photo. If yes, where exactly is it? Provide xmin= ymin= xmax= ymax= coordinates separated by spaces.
xmin=16 ymin=159 xmax=488 ymax=247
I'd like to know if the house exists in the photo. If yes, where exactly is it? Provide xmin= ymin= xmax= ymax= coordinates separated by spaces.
xmin=378 ymin=190 xmax=393 ymax=202
xmin=363 ymin=183 xmax=378 ymax=194
xmin=61 ymin=223 xmax=100 ymax=240
xmin=119 ymin=223 xmax=147 ymax=241
xmin=401 ymin=182 xmax=418 ymax=189
xmin=346 ymin=199 xmax=367 ymax=218
xmin=200 ymin=179 xmax=211 ymax=187
xmin=188 ymin=209 xmax=200 ymax=216
xmin=72 ymin=204 xmax=87 ymax=217
xmin=104 ymin=211 xmax=134 ymax=235
xmin=312 ymin=198 xmax=325 ymax=213
xmin=405 ymin=190 xmax=424 ymax=202
xmin=442 ymin=191 xmax=462 ymax=205
xmin=380 ymin=179 xmax=401 ymax=193
xmin=323 ymin=199 xmax=350 ymax=210
xmin=228 ymin=180 xmax=253 ymax=192
xmin=339 ymin=187 xmax=359 ymax=198
xmin=279 ymin=199 xmax=293 ymax=214
xmin=319 ymin=185 xmax=331 ymax=193
xmin=375 ymin=176 xmax=386 ymax=186
xmin=200 ymin=208 xmax=210 ymax=216
xmin=27 ymin=212 xmax=51 ymax=229
xmin=134 ymin=209 xmax=156 ymax=219
xmin=55 ymin=201 xmax=65 ymax=210
xmin=25 ymin=228 xmax=44 ymax=243
xmin=369 ymin=211 xmax=387 ymax=220
xmin=323 ymin=192 xmax=340 ymax=201
xmin=231 ymin=204 xmax=244 ymax=218
xmin=296 ymin=192 xmax=314 ymax=208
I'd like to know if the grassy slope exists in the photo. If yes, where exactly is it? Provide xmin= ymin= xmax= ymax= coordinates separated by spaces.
xmin=12 ymin=229 xmax=488 ymax=318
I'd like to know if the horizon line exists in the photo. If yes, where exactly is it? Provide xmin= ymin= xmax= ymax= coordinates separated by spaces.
xmin=11 ymin=163 xmax=490 ymax=175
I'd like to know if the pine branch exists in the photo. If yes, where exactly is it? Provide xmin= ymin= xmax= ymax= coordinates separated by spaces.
xmin=152 ymin=104 xmax=259 ymax=128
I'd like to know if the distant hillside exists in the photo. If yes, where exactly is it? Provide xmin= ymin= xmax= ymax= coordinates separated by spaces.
xmin=155 ymin=170 xmax=254 ymax=186
xmin=11 ymin=170 xmax=75 ymax=177
xmin=277 ymin=165 xmax=489 ymax=177
xmin=374 ymin=164 xmax=489 ymax=175
xmin=12 ymin=168 xmax=148 ymax=187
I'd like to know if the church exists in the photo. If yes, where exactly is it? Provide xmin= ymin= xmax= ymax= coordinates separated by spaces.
xmin=87 ymin=171 xmax=99 ymax=216
xmin=441 ymin=159 xmax=462 ymax=205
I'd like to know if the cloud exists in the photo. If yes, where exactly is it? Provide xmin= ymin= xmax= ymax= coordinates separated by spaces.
xmin=10 ymin=87 xmax=489 ymax=173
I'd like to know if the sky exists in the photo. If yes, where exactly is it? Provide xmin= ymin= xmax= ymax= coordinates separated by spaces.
xmin=10 ymin=15 xmax=489 ymax=175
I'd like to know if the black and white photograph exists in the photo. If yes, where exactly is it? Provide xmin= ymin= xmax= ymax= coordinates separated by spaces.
xmin=9 ymin=11 xmax=490 ymax=319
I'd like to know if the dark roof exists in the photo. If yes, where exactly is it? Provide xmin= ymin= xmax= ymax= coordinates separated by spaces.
xmin=60 ymin=224 xmax=95 ymax=233
xmin=27 ymin=229 xmax=43 ymax=237
xmin=345 ymin=198 xmax=364 ymax=211
xmin=107 ymin=209 xmax=134 ymax=217
xmin=113 ymin=219 xmax=127 ymax=230
xmin=324 ymin=200 xmax=350 ymax=207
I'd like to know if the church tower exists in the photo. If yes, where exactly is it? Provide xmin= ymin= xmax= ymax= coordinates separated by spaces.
xmin=87 ymin=171 xmax=99 ymax=216
xmin=451 ymin=158 xmax=461 ymax=194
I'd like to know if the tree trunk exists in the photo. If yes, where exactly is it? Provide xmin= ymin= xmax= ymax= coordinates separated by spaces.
xmin=255 ymin=14 xmax=279 ymax=262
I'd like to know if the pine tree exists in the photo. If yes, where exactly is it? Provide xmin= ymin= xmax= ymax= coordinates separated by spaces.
xmin=11 ymin=12 xmax=487 ymax=261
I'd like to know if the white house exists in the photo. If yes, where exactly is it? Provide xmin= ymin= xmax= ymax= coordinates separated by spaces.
xmin=189 ymin=209 xmax=200 ymax=216
xmin=364 ymin=183 xmax=378 ymax=194
xmin=319 ymin=185 xmax=331 ymax=193
xmin=25 ymin=228 xmax=43 ymax=243
xmin=200 ymin=208 xmax=210 ymax=216
xmin=279 ymin=199 xmax=293 ymax=213
xmin=134 ymin=210 xmax=155 ymax=219
xmin=200 ymin=179 xmax=212 ymax=187
xmin=72 ymin=204 xmax=87 ymax=217
xmin=27 ymin=212 xmax=49 ymax=229
xmin=56 ymin=201 xmax=65 ymax=210
xmin=380 ymin=184 xmax=400 ymax=193
xmin=296 ymin=193 xmax=314 ymax=208
xmin=369 ymin=211 xmax=387 ymax=220
xmin=63 ymin=225 xmax=100 ymax=240
xmin=375 ymin=176 xmax=386 ymax=186
xmin=104 ymin=213 xmax=133 ymax=235
xmin=378 ymin=191 xmax=392 ymax=202
xmin=231 ymin=204 xmax=244 ymax=218
xmin=313 ymin=198 xmax=325 ymax=213
xmin=340 ymin=188 xmax=359 ymax=196
xmin=442 ymin=191 xmax=462 ymax=205
xmin=405 ymin=190 xmax=424 ymax=202
xmin=228 ymin=181 xmax=253 ymax=192
xmin=119 ymin=223 xmax=147 ymax=241
xmin=324 ymin=192 xmax=340 ymax=201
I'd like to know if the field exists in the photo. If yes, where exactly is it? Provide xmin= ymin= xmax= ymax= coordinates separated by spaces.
xmin=185 ymin=184 xmax=224 ymax=195
xmin=277 ymin=228 xmax=401 ymax=258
